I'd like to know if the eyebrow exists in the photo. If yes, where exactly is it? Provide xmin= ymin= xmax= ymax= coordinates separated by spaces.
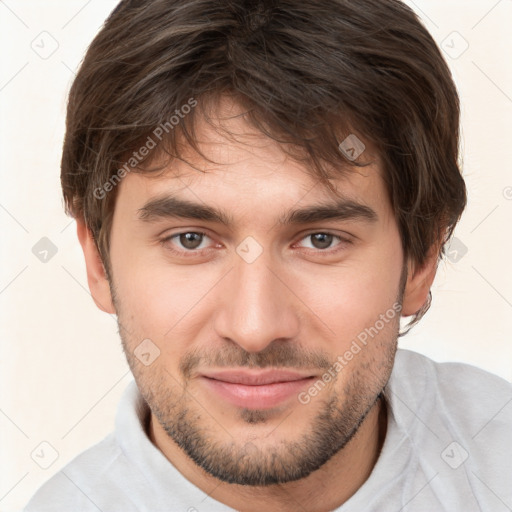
xmin=137 ymin=195 xmax=378 ymax=226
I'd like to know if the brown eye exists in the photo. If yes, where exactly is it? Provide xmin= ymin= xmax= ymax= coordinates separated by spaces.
xmin=300 ymin=233 xmax=338 ymax=250
xmin=161 ymin=231 xmax=211 ymax=253
xmin=178 ymin=232 xmax=204 ymax=250
xmin=296 ymin=232 xmax=352 ymax=255
xmin=309 ymin=233 xmax=334 ymax=250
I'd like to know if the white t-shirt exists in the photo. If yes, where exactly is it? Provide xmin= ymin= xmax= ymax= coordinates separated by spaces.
xmin=23 ymin=349 xmax=512 ymax=511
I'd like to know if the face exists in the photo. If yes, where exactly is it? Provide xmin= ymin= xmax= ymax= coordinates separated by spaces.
xmin=83 ymin=98 xmax=430 ymax=487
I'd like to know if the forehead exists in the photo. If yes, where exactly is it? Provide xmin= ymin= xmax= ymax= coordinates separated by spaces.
xmin=115 ymin=97 xmax=388 ymax=220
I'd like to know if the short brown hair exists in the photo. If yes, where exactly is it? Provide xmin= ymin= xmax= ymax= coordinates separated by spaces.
xmin=61 ymin=0 xmax=466 ymax=325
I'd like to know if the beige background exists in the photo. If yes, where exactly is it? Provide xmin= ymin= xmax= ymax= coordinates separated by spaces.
xmin=1 ymin=0 xmax=511 ymax=510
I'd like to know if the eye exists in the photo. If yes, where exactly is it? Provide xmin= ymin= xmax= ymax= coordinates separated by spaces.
xmin=160 ymin=230 xmax=352 ymax=258
xmin=296 ymin=232 xmax=351 ymax=252
xmin=161 ymin=231 xmax=213 ymax=252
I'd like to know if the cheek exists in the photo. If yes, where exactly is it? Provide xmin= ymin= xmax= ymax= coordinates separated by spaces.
xmin=306 ymin=276 xmax=393 ymax=342
xmin=294 ymin=247 xmax=402 ymax=346
xmin=113 ymin=252 xmax=218 ymax=344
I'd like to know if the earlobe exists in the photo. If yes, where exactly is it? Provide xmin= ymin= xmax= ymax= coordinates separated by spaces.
xmin=76 ymin=220 xmax=116 ymax=314
xmin=401 ymin=244 xmax=439 ymax=317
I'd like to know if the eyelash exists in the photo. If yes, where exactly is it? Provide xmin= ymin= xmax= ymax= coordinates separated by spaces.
xmin=159 ymin=231 xmax=352 ymax=258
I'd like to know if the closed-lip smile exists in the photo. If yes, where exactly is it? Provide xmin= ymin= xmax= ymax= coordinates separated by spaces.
xmin=199 ymin=369 xmax=316 ymax=409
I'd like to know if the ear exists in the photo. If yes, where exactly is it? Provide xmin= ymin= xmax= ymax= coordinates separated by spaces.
xmin=401 ymin=243 xmax=440 ymax=317
xmin=76 ymin=219 xmax=116 ymax=314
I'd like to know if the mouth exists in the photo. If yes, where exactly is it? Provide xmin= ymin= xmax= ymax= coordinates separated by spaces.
xmin=199 ymin=369 xmax=316 ymax=409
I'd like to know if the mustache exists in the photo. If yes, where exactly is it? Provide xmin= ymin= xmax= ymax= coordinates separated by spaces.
xmin=180 ymin=341 xmax=333 ymax=378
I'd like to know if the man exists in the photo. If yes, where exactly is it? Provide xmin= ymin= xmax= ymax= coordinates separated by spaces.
xmin=24 ymin=0 xmax=512 ymax=511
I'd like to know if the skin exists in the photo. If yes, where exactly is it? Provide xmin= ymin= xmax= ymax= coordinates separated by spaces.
xmin=77 ymin=97 xmax=438 ymax=512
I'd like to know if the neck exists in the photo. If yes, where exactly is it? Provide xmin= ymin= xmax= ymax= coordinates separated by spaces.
xmin=149 ymin=395 xmax=387 ymax=512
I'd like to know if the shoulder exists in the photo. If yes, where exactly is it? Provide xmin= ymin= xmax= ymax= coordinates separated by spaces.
xmin=22 ymin=433 xmax=132 ymax=512
xmin=393 ymin=348 xmax=512 ymax=414
xmin=389 ymin=349 xmax=512 ymax=506
xmin=390 ymin=348 xmax=512 ymax=466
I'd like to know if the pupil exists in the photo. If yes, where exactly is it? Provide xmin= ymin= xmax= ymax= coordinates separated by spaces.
xmin=181 ymin=232 xmax=202 ymax=249
xmin=312 ymin=233 xmax=332 ymax=249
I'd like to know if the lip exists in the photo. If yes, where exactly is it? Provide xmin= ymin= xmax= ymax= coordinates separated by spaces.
xmin=200 ymin=369 xmax=315 ymax=409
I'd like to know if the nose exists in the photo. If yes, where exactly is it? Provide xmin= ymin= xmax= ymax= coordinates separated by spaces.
xmin=213 ymin=250 xmax=301 ymax=353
